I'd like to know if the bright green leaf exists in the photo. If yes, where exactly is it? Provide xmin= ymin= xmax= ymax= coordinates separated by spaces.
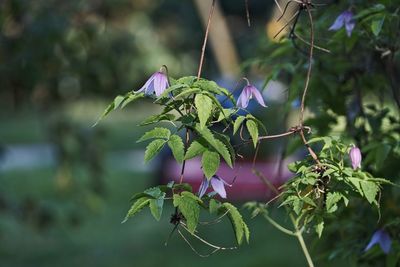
xmin=195 ymin=94 xmax=213 ymax=129
xmin=137 ymin=127 xmax=171 ymax=143
xmin=246 ymin=119 xmax=259 ymax=148
xmin=144 ymin=139 xmax=167 ymax=163
xmin=233 ymin=116 xmax=246 ymax=135
xmin=185 ymin=140 xmax=207 ymax=160
xmin=168 ymin=135 xmax=185 ymax=163
xmin=122 ymin=197 xmax=150 ymax=223
xmin=202 ymin=149 xmax=220 ymax=179
xmin=173 ymin=192 xmax=201 ymax=233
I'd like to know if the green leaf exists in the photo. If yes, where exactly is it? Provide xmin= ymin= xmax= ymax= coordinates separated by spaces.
xmin=202 ymin=150 xmax=220 ymax=179
xmin=194 ymin=124 xmax=233 ymax=167
xmin=325 ymin=192 xmax=342 ymax=213
xmin=360 ymin=180 xmax=379 ymax=204
xmin=233 ymin=116 xmax=246 ymax=135
xmin=167 ymin=135 xmax=185 ymax=163
xmin=315 ymin=218 xmax=324 ymax=238
xmin=217 ymin=108 xmax=235 ymax=122
xmin=137 ymin=127 xmax=171 ymax=143
xmin=122 ymin=197 xmax=151 ymax=223
xmin=223 ymin=202 xmax=249 ymax=245
xmin=144 ymin=139 xmax=167 ymax=163
xmin=371 ymin=16 xmax=385 ymax=36
xmin=213 ymin=132 xmax=235 ymax=166
xmin=139 ymin=113 xmax=175 ymax=126
xmin=175 ymin=87 xmax=201 ymax=99
xmin=173 ymin=192 xmax=201 ymax=233
xmin=246 ymin=119 xmax=259 ymax=148
xmin=195 ymin=94 xmax=213 ymax=129
xmin=209 ymin=199 xmax=221 ymax=214
xmin=185 ymin=140 xmax=207 ymax=160
xmin=120 ymin=92 xmax=145 ymax=109
xmin=93 ymin=93 xmax=144 ymax=126
xmin=149 ymin=194 xmax=165 ymax=221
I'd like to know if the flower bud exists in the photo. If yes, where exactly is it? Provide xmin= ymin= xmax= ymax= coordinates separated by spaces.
xmin=349 ymin=146 xmax=362 ymax=170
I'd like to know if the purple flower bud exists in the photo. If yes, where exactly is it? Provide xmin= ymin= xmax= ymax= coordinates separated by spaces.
xmin=349 ymin=145 xmax=362 ymax=170
xmin=237 ymin=83 xmax=267 ymax=109
xmin=329 ymin=10 xmax=355 ymax=37
xmin=136 ymin=71 xmax=169 ymax=97
xmin=365 ymin=229 xmax=391 ymax=254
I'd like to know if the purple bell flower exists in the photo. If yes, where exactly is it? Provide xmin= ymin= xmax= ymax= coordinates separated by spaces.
xmin=365 ymin=229 xmax=391 ymax=254
xmin=136 ymin=71 xmax=169 ymax=97
xmin=329 ymin=10 xmax=355 ymax=37
xmin=237 ymin=80 xmax=266 ymax=109
xmin=198 ymin=175 xmax=232 ymax=199
xmin=349 ymin=145 xmax=362 ymax=170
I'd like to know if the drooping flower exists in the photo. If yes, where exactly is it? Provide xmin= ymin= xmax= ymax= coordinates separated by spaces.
xmin=237 ymin=81 xmax=267 ymax=109
xmin=365 ymin=229 xmax=391 ymax=254
xmin=198 ymin=175 xmax=232 ymax=199
xmin=136 ymin=71 xmax=169 ymax=97
xmin=349 ymin=145 xmax=362 ymax=170
xmin=329 ymin=10 xmax=355 ymax=37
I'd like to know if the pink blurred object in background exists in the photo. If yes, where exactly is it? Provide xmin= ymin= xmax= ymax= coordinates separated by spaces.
xmin=161 ymin=157 xmax=295 ymax=201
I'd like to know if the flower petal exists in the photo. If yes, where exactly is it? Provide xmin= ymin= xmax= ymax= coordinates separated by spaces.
xmin=237 ymin=86 xmax=250 ymax=109
xmin=198 ymin=177 xmax=210 ymax=198
xmin=210 ymin=176 xmax=227 ymax=198
xmin=329 ymin=13 xmax=345 ymax=31
xmin=378 ymin=230 xmax=392 ymax=254
xmin=345 ymin=20 xmax=355 ymax=37
xmin=137 ymin=73 xmax=155 ymax=94
xmin=365 ymin=230 xmax=381 ymax=252
xmin=250 ymin=86 xmax=267 ymax=107
xmin=154 ymin=72 xmax=168 ymax=97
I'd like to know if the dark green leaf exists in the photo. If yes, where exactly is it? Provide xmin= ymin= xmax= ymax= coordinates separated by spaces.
xmin=223 ymin=202 xmax=249 ymax=245
xmin=173 ymin=192 xmax=201 ymax=233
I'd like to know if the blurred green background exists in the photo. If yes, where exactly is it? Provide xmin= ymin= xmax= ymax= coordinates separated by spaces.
xmin=0 ymin=0 xmax=353 ymax=266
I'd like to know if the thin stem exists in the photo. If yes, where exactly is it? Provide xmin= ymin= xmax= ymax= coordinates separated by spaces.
xmin=262 ymin=214 xmax=297 ymax=236
xmin=290 ymin=214 xmax=315 ymax=267
xmin=298 ymin=6 xmax=320 ymax=165
xmin=179 ymin=129 xmax=190 ymax=184
xmin=258 ymin=130 xmax=296 ymax=140
xmin=197 ymin=0 xmax=216 ymax=80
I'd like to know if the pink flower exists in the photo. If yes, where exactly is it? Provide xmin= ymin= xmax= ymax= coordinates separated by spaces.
xmin=237 ymin=83 xmax=266 ymax=109
xmin=136 ymin=71 xmax=169 ymax=97
xmin=349 ymin=145 xmax=362 ymax=170
xmin=198 ymin=175 xmax=232 ymax=199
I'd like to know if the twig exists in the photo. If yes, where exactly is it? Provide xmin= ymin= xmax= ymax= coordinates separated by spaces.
xmin=197 ymin=0 xmax=216 ymax=80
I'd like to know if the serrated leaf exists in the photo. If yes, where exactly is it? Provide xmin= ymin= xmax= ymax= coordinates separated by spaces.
xmin=137 ymin=127 xmax=171 ymax=143
xmin=185 ymin=140 xmax=207 ymax=160
xmin=130 ymin=187 xmax=164 ymax=202
xmin=93 ymin=93 xmax=144 ymax=126
xmin=122 ymin=197 xmax=150 ymax=223
xmin=120 ymin=92 xmax=145 ymax=109
xmin=144 ymin=139 xmax=166 ymax=163
xmin=213 ymin=132 xmax=235 ymax=166
xmin=174 ymin=87 xmax=201 ymax=99
xmin=233 ymin=116 xmax=245 ymax=135
xmin=195 ymin=94 xmax=213 ymax=129
xmin=173 ymin=192 xmax=201 ymax=233
xmin=223 ymin=202 xmax=249 ymax=245
xmin=194 ymin=124 xmax=232 ymax=167
xmin=149 ymin=194 xmax=165 ymax=221
xmin=326 ymin=192 xmax=342 ymax=213
xmin=360 ymin=180 xmax=379 ymax=204
xmin=139 ymin=113 xmax=175 ymax=126
xmin=246 ymin=119 xmax=259 ymax=148
xmin=167 ymin=135 xmax=185 ymax=163
xmin=202 ymin=150 xmax=220 ymax=179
